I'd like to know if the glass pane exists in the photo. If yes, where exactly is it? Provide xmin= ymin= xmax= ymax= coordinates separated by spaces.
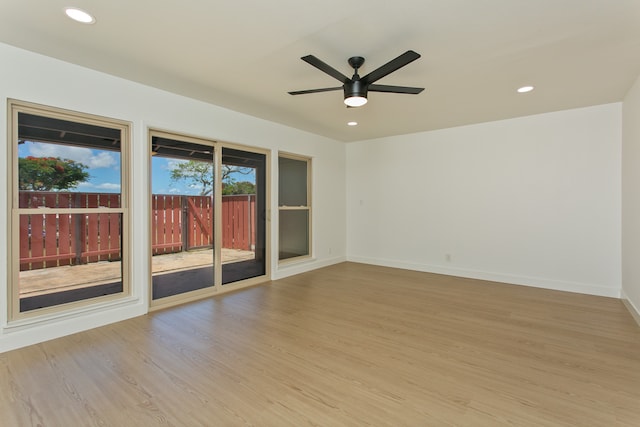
xmin=150 ymin=137 xmax=215 ymax=300
xmin=15 ymin=110 xmax=125 ymax=313
xmin=19 ymin=213 xmax=123 ymax=312
xmin=278 ymin=157 xmax=307 ymax=207
xmin=18 ymin=112 xmax=122 ymax=200
xmin=279 ymin=210 xmax=309 ymax=260
xmin=221 ymin=147 xmax=267 ymax=285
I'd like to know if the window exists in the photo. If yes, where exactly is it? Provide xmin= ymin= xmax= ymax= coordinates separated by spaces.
xmin=8 ymin=100 xmax=130 ymax=319
xmin=278 ymin=153 xmax=311 ymax=261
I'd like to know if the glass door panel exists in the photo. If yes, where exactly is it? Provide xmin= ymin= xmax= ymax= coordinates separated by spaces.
xmin=150 ymin=135 xmax=215 ymax=301
xmin=221 ymin=147 xmax=266 ymax=284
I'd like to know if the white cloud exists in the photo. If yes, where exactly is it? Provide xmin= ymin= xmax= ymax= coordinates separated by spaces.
xmin=166 ymin=159 xmax=188 ymax=171
xmin=96 ymin=183 xmax=121 ymax=190
xmin=88 ymin=152 xmax=118 ymax=168
xmin=77 ymin=182 xmax=121 ymax=191
xmin=27 ymin=142 xmax=118 ymax=169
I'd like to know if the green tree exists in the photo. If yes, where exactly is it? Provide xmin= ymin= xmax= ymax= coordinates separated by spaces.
xmin=222 ymin=181 xmax=256 ymax=195
xmin=170 ymin=161 xmax=253 ymax=196
xmin=19 ymin=156 xmax=89 ymax=191
xmin=170 ymin=161 xmax=214 ymax=195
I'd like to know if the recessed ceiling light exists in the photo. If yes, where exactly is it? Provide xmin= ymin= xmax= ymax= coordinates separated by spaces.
xmin=347 ymin=121 xmax=358 ymax=126
xmin=517 ymin=85 xmax=534 ymax=93
xmin=64 ymin=7 xmax=96 ymax=24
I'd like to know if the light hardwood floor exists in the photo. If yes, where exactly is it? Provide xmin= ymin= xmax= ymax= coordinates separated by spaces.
xmin=1 ymin=262 xmax=639 ymax=426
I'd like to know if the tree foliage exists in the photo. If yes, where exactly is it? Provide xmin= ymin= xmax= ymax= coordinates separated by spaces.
xmin=170 ymin=161 xmax=254 ymax=196
xmin=19 ymin=156 xmax=90 ymax=191
xmin=222 ymin=181 xmax=256 ymax=195
xmin=170 ymin=161 xmax=214 ymax=195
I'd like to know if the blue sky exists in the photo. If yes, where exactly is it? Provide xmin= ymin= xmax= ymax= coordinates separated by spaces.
xmin=19 ymin=141 xmax=254 ymax=195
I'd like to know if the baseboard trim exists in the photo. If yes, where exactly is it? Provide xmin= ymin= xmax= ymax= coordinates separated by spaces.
xmin=273 ymin=256 xmax=346 ymax=280
xmin=346 ymin=256 xmax=620 ymax=298
xmin=1 ymin=299 xmax=145 ymax=354
xmin=621 ymin=290 xmax=640 ymax=327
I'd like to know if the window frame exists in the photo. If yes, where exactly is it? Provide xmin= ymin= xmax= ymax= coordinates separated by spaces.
xmin=278 ymin=152 xmax=312 ymax=263
xmin=7 ymin=99 xmax=131 ymax=321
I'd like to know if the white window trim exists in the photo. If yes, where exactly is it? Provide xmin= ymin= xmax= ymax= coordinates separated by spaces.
xmin=7 ymin=99 xmax=132 ymax=322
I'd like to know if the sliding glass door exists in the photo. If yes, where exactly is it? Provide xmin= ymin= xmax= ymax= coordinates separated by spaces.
xmin=221 ymin=147 xmax=266 ymax=284
xmin=150 ymin=133 xmax=216 ymax=302
xmin=149 ymin=132 xmax=268 ymax=307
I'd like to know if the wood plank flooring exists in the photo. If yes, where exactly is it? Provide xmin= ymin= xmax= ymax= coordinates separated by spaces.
xmin=1 ymin=262 xmax=639 ymax=426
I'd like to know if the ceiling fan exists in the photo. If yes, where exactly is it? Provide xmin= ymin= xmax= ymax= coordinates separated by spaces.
xmin=288 ymin=50 xmax=424 ymax=107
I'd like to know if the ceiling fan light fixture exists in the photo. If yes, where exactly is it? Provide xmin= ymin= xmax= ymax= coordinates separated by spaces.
xmin=344 ymin=79 xmax=368 ymax=107
xmin=344 ymin=96 xmax=368 ymax=107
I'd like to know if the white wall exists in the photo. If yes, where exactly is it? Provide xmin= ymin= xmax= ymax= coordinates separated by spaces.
xmin=347 ymin=104 xmax=622 ymax=297
xmin=0 ymin=42 xmax=347 ymax=352
xmin=622 ymin=74 xmax=640 ymax=323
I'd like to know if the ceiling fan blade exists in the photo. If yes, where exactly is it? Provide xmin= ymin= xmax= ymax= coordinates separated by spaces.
xmin=368 ymin=84 xmax=424 ymax=94
xmin=288 ymin=87 xmax=342 ymax=95
xmin=301 ymin=55 xmax=350 ymax=83
xmin=361 ymin=50 xmax=421 ymax=85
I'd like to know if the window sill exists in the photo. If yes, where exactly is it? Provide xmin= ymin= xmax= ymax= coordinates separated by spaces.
xmin=3 ymin=295 xmax=141 ymax=333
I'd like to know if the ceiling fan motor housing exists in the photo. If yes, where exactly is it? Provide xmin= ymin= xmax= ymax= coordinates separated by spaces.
xmin=344 ymin=78 xmax=367 ymax=99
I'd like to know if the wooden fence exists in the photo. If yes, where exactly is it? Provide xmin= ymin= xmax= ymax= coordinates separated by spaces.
xmin=20 ymin=191 xmax=256 ymax=271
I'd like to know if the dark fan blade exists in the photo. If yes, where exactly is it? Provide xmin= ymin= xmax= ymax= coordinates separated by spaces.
xmin=361 ymin=50 xmax=421 ymax=85
xmin=288 ymin=87 xmax=342 ymax=95
xmin=301 ymin=55 xmax=350 ymax=83
xmin=368 ymin=84 xmax=424 ymax=94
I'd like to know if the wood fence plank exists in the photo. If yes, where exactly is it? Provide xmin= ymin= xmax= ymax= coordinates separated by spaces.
xmin=222 ymin=196 xmax=231 ymax=248
xmin=204 ymin=196 xmax=213 ymax=246
xmin=44 ymin=193 xmax=58 ymax=268
xmin=189 ymin=196 xmax=198 ymax=248
xmin=85 ymin=194 xmax=99 ymax=263
xmin=19 ymin=215 xmax=30 ymax=271
xmin=57 ymin=193 xmax=73 ymax=266
xmin=97 ymin=195 xmax=110 ymax=262
xmin=206 ymin=197 xmax=213 ymax=246
xmin=250 ymin=195 xmax=256 ymax=250
xmin=172 ymin=195 xmax=182 ymax=252
xmin=151 ymin=195 xmax=159 ymax=255
xmin=30 ymin=214 xmax=44 ymax=270
xmin=234 ymin=197 xmax=243 ymax=249
xmin=158 ymin=195 xmax=166 ymax=254
xmin=58 ymin=193 xmax=75 ymax=265
xmin=106 ymin=194 xmax=121 ymax=260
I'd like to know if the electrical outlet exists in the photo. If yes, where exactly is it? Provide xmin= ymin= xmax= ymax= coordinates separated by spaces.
xmin=445 ymin=253 xmax=452 ymax=262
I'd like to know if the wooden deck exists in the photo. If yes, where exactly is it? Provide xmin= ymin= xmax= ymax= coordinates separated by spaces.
xmin=2 ymin=262 xmax=639 ymax=426
xmin=19 ymin=248 xmax=254 ymax=297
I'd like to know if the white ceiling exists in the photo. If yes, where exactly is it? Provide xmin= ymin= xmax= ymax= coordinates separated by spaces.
xmin=1 ymin=0 xmax=640 ymax=142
